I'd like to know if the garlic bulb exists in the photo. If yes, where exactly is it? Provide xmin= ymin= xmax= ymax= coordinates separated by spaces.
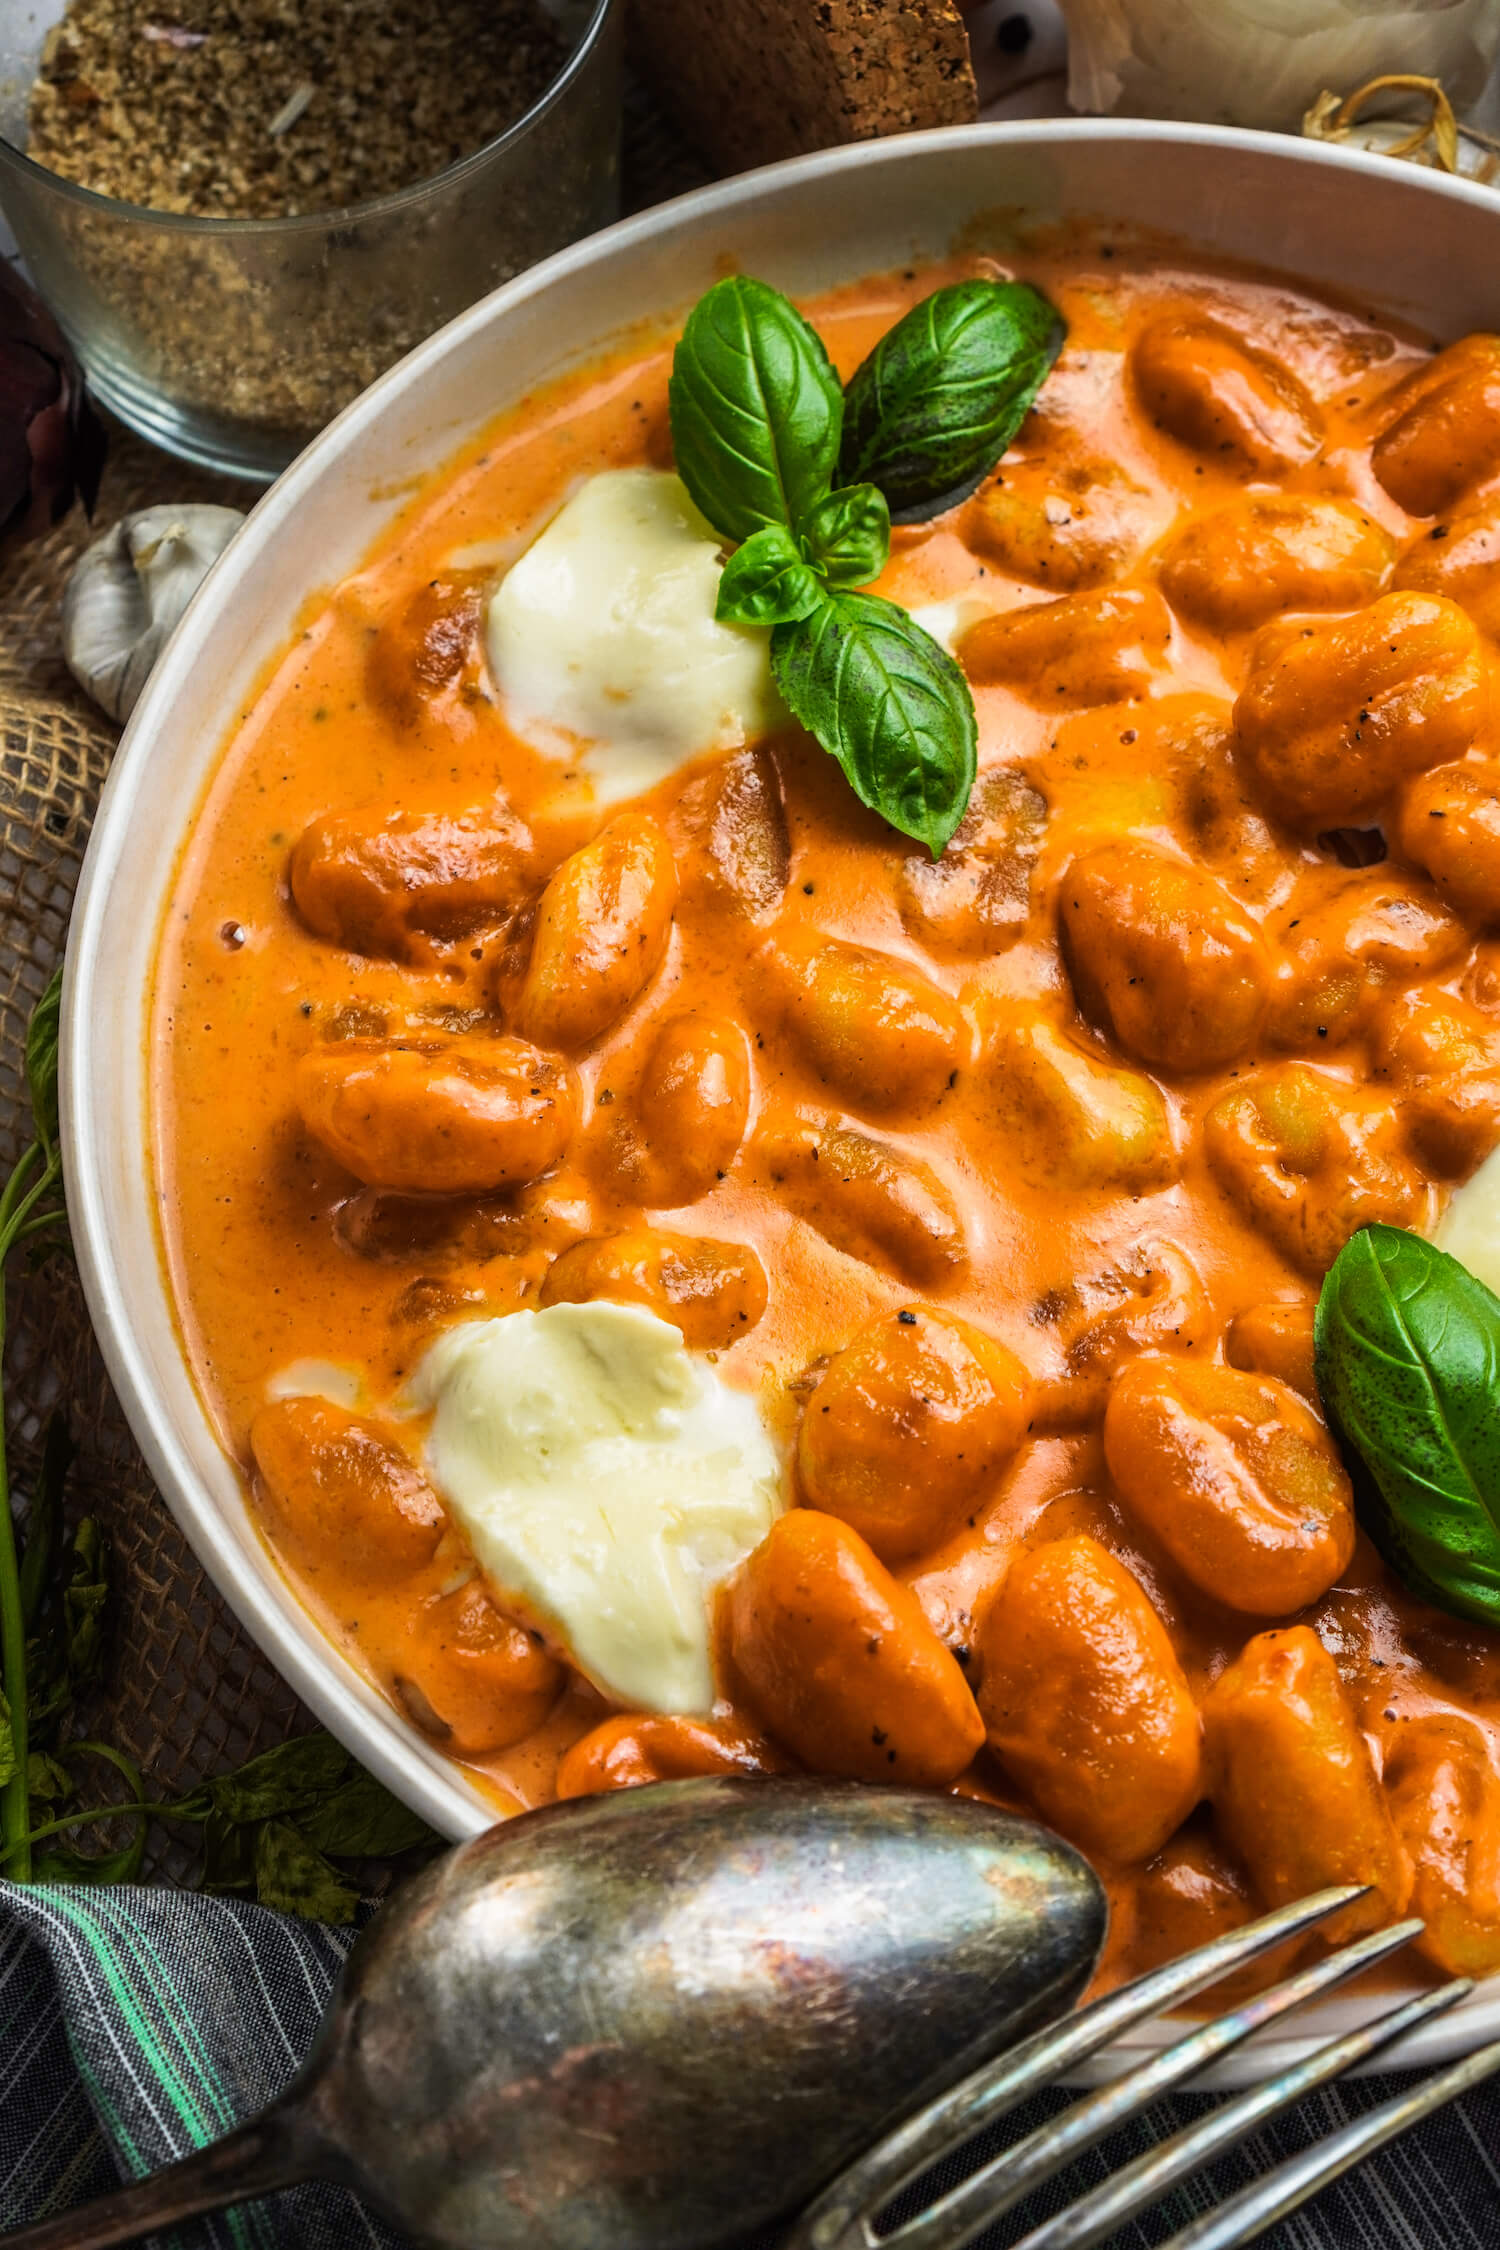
xmin=61 ymin=504 xmax=245 ymax=723
xmin=1057 ymin=0 xmax=1500 ymax=132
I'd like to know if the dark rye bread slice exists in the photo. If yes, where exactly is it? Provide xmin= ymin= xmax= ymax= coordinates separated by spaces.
xmin=628 ymin=0 xmax=978 ymax=175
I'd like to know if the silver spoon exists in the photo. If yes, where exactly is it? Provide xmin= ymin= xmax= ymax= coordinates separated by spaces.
xmin=2 ymin=1776 xmax=1106 ymax=2250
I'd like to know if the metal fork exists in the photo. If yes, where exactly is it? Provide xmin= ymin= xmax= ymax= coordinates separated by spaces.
xmin=787 ymin=1887 xmax=1500 ymax=2250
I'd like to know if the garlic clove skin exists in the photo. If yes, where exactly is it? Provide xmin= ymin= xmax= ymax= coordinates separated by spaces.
xmin=61 ymin=503 xmax=245 ymax=723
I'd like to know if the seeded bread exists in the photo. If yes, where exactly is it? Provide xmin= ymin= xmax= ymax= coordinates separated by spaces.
xmin=628 ymin=0 xmax=978 ymax=175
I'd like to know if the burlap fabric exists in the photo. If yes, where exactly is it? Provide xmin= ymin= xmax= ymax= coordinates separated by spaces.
xmin=0 ymin=87 xmax=709 ymax=1880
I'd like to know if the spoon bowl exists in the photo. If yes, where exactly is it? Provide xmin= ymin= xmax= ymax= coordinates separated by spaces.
xmin=2 ymin=1779 xmax=1106 ymax=2250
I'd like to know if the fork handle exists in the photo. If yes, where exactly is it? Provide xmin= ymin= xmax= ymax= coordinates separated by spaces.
xmin=0 ymin=2103 xmax=317 ymax=2250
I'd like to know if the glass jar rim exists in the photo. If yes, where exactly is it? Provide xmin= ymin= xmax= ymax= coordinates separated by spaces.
xmin=0 ymin=0 xmax=616 ymax=235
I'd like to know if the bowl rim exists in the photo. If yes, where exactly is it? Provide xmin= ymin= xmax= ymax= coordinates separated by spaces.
xmin=0 ymin=0 xmax=616 ymax=234
xmin=61 ymin=114 xmax=1500 ymax=2078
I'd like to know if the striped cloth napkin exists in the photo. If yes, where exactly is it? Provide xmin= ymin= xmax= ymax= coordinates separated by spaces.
xmin=2 ymin=1879 xmax=1497 ymax=2250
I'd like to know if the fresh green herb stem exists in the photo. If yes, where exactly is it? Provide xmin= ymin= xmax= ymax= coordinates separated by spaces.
xmin=0 ymin=1428 xmax=29 ymax=1881
xmin=0 ymin=1134 xmax=62 ymax=1883
xmin=0 ymin=968 xmax=67 ymax=1884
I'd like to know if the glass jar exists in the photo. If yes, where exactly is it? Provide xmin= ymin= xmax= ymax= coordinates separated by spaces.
xmin=0 ymin=0 xmax=622 ymax=481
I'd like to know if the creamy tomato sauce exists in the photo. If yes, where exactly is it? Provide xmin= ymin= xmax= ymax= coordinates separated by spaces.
xmin=154 ymin=235 xmax=1500 ymax=1992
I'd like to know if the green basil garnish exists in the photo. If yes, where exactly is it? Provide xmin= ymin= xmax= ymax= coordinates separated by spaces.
xmin=668 ymin=275 xmax=844 ymax=545
xmin=772 ymin=591 xmax=977 ymax=858
xmin=716 ymin=525 xmax=827 ymax=627
xmin=840 ymin=278 xmax=1066 ymax=523
xmin=1315 ymin=1223 xmax=1500 ymax=1629
xmin=802 ymin=482 xmax=891 ymax=587
xmin=668 ymin=272 xmax=1063 ymax=852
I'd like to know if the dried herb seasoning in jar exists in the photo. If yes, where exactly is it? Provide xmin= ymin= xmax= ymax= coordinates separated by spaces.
xmin=28 ymin=0 xmax=569 ymax=219
xmin=0 ymin=0 xmax=620 ymax=477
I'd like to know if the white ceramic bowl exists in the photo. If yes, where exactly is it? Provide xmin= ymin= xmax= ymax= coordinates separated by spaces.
xmin=63 ymin=120 xmax=1500 ymax=2083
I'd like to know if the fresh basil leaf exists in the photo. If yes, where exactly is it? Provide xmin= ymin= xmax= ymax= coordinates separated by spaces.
xmin=25 ymin=966 xmax=62 ymax=1162
xmin=772 ymin=591 xmax=977 ymax=857
xmin=172 ymin=1729 xmax=351 ymax=1826
xmin=840 ymin=279 xmax=1065 ymax=523
xmin=255 ymin=1817 xmax=359 ymax=1924
xmin=716 ymin=524 xmax=826 ymax=627
xmin=26 ymin=1749 xmax=73 ymax=1802
xmin=299 ymin=1769 xmax=440 ymax=1860
xmin=669 ymin=275 xmax=843 ymax=543
xmin=802 ymin=482 xmax=890 ymax=588
xmin=1315 ymin=1224 xmax=1500 ymax=1627
xmin=197 ymin=1805 xmax=258 ymax=1892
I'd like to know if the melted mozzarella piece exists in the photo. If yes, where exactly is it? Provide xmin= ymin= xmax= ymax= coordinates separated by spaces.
xmin=486 ymin=468 xmax=785 ymax=801
xmin=265 ymin=1358 xmax=364 ymax=1408
xmin=412 ymin=1302 xmax=782 ymax=1713
xmin=1434 ymin=1142 xmax=1500 ymax=1298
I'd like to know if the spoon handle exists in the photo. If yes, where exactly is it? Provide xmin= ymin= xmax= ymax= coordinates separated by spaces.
xmin=0 ymin=2105 xmax=315 ymax=2250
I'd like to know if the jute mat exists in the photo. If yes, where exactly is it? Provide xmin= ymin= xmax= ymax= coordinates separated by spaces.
xmin=0 ymin=84 xmax=711 ymax=1880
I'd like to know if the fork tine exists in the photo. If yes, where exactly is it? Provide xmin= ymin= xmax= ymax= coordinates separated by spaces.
xmin=853 ymin=1916 xmax=1425 ymax=2250
xmin=1154 ymin=2031 xmax=1500 ymax=2250
xmin=787 ymin=1886 xmax=1363 ymax=2250
xmin=1004 ymin=1978 xmax=1472 ymax=2250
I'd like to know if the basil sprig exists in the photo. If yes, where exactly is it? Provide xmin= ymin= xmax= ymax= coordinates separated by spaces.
xmin=773 ymin=592 xmax=976 ymax=860
xmin=672 ymin=274 xmax=1051 ymax=853
xmin=1315 ymin=1224 xmax=1500 ymax=1628
xmin=840 ymin=279 xmax=1066 ymax=522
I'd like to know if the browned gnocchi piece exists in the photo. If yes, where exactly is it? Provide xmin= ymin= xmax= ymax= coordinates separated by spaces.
xmin=1203 ymin=1063 xmax=1429 ymax=1273
xmin=1104 ymin=1357 xmax=1354 ymax=1616
xmin=1132 ymin=314 xmax=1321 ymax=475
xmin=390 ymin=1580 xmax=563 ymax=1757
xmin=797 ymin=1306 xmax=1032 ymax=1562
xmin=727 ymin=1510 xmax=985 ymax=1786
xmin=289 ymin=803 xmax=536 ymax=960
xmin=513 ymin=811 xmax=678 ymax=1049
xmin=1372 ymin=982 xmax=1500 ymax=1179
xmin=1044 ymin=1244 xmax=1214 ymax=1425
xmin=539 ymin=1227 xmax=768 ymax=1348
xmin=896 ymin=767 xmax=1047 ymax=957
xmin=1385 ymin=1717 xmax=1500 ymax=1977
xmin=1393 ymin=499 xmax=1500 ymax=638
xmin=757 ymin=1109 xmax=967 ymax=1283
xmin=250 ymin=1395 xmax=445 ymax=1590
xmin=1234 ymin=592 xmax=1490 ymax=829
xmin=669 ymin=745 xmax=789 ymax=921
xmin=1372 ymin=335 xmax=1500 ymax=517
xmin=1059 ymin=838 xmax=1273 ymax=1074
xmin=296 ymin=1035 xmax=574 ymax=1195
xmin=1203 ymin=1627 xmax=1411 ymax=1936
xmin=1225 ymin=1301 xmax=1318 ymax=1402
xmin=965 ymin=454 xmax=1158 ymax=591
xmin=366 ymin=573 xmax=484 ymax=723
xmin=982 ymin=1001 xmax=1178 ymax=1191
xmin=976 ymin=1534 xmax=1203 ymax=1864
xmin=556 ymin=1712 xmax=789 ymax=1797
xmin=764 ymin=930 xmax=967 ymax=1115
xmin=1396 ymin=760 xmax=1500 ymax=927
xmin=959 ymin=587 xmax=1171 ymax=708
xmin=1158 ymin=497 xmax=1393 ymax=633
xmin=1267 ymin=871 xmax=1465 ymax=1049
xmin=602 ymin=1012 xmax=751 ymax=1206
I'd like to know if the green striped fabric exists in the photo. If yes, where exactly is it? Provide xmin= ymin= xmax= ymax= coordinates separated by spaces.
xmin=0 ymin=1883 xmax=402 ymax=2250
xmin=5 ymin=1880 xmax=1500 ymax=2249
